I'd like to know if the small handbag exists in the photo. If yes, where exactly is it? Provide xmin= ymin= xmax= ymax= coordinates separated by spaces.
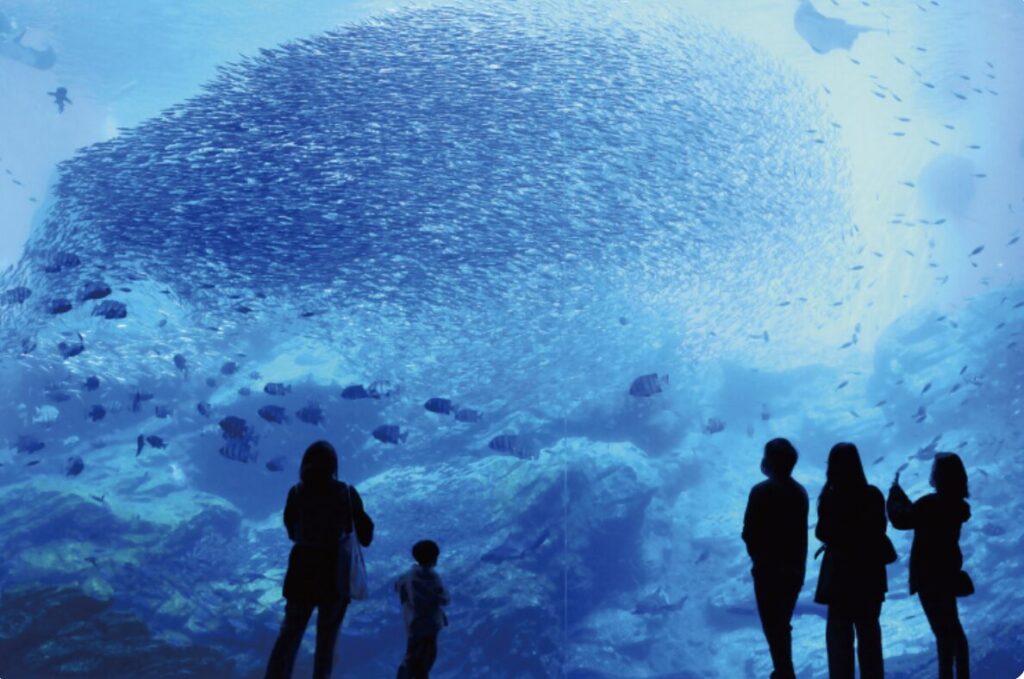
xmin=339 ymin=485 xmax=369 ymax=600
xmin=954 ymin=570 xmax=974 ymax=597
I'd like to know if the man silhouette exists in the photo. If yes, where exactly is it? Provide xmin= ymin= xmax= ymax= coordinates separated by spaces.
xmin=742 ymin=438 xmax=809 ymax=679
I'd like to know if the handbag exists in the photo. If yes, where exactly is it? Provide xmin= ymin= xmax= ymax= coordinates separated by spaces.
xmin=880 ymin=534 xmax=898 ymax=565
xmin=954 ymin=570 xmax=974 ymax=597
xmin=339 ymin=485 xmax=369 ymax=600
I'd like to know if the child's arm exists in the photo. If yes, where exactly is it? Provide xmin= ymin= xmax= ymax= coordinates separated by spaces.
xmin=435 ymin=574 xmax=450 ymax=606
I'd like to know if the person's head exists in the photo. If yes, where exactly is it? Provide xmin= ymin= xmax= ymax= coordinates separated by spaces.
xmin=412 ymin=540 xmax=440 ymax=568
xmin=299 ymin=440 xmax=337 ymax=486
xmin=930 ymin=452 xmax=969 ymax=499
xmin=824 ymin=442 xmax=867 ymax=491
xmin=761 ymin=438 xmax=798 ymax=478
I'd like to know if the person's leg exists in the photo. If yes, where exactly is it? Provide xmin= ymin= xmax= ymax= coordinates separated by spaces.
xmin=853 ymin=599 xmax=884 ymax=679
xmin=420 ymin=635 xmax=438 ymax=678
xmin=312 ymin=597 xmax=349 ymax=679
xmin=920 ymin=591 xmax=955 ymax=679
xmin=265 ymin=599 xmax=315 ymax=679
xmin=826 ymin=603 xmax=855 ymax=679
xmin=753 ymin=574 xmax=797 ymax=678
xmin=950 ymin=598 xmax=969 ymax=679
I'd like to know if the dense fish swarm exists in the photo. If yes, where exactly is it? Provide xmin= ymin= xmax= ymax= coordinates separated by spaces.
xmin=1 ymin=4 xmax=853 ymax=409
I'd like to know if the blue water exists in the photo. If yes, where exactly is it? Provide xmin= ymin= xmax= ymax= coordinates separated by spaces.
xmin=1 ymin=1 xmax=1023 ymax=677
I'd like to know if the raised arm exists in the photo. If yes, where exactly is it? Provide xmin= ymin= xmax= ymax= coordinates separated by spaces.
xmin=886 ymin=482 xmax=915 ymax=530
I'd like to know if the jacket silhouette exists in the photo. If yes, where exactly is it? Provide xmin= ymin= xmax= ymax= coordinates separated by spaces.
xmin=888 ymin=452 xmax=972 ymax=679
xmin=814 ymin=442 xmax=888 ymax=679
xmin=742 ymin=438 xmax=808 ymax=679
xmin=265 ymin=441 xmax=374 ymax=679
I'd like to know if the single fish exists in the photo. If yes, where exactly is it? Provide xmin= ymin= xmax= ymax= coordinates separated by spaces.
xmin=131 ymin=391 xmax=154 ymax=413
xmin=295 ymin=403 xmax=325 ymax=425
xmin=16 ymin=435 xmax=45 ymax=453
xmin=341 ymin=384 xmax=370 ymax=399
xmin=173 ymin=354 xmax=188 ymax=373
xmin=488 ymin=434 xmax=527 ymax=457
xmin=372 ymin=424 xmax=407 ymax=444
xmin=46 ymin=298 xmax=72 ymax=314
xmin=265 ymin=455 xmax=287 ymax=472
xmin=258 ymin=405 xmax=288 ymax=424
xmin=92 ymin=300 xmax=127 ymax=319
xmin=263 ymin=382 xmax=291 ymax=396
xmin=629 ymin=373 xmax=668 ymax=397
xmin=703 ymin=418 xmax=726 ymax=434
xmin=136 ymin=434 xmax=145 ymax=457
xmin=145 ymin=435 xmax=167 ymax=449
xmin=2 ymin=286 xmax=32 ymax=304
xmin=197 ymin=402 xmax=212 ymax=417
xmin=87 ymin=405 xmax=106 ymax=422
xmin=79 ymin=281 xmax=112 ymax=301
xmin=84 ymin=376 xmax=100 ymax=391
xmin=65 ymin=455 xmax=85 ymax=476
xmin=58 ymin=333 xmax=85 ymax=359
xmin=154 ymin=405 xmax=172 ymax=418
xmin=219 ymin=416 xmax=250 ymax=439
xmin=367 ymin=380 xmax=395 ymax=399
xmin=220 ymin=361 xmax=239 ymax=375
xmin=424 ymin=397 xmax=454 ymax=415
xmin=454 ymin=407 xmax=483 ymax=423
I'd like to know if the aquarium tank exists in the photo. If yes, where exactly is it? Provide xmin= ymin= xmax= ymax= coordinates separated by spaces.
xmin=1 ymin=0 xmax=1022 ymax=676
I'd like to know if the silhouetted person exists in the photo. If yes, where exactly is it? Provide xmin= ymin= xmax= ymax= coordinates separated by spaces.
xmin=742 ymin=437 xmax=808 ymax=679
xmin=48 ymin=86 xmax=71 ymax=113
xmin=888 ymin=453 xmax=971 ymax=678
xmin=395 ymin=540 xmax=450 ymax=679
xmin=814 ymin=442 xmax=889 ymax=679
xmin=265 ymin=440 xmax=374 ymax=679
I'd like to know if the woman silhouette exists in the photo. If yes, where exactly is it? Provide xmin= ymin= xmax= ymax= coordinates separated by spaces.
xmin=888 ymin=453 xmax=971 ymax=678
xmin=814 ymin=442 xmax=889 ymax=679
xmin=265 ymin=440 xmax=374 ymax=679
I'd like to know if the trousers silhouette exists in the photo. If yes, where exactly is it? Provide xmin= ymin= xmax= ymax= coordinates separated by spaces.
xmin=826 ymin=599 xmax=883 ymax=679
xmin=265 ymin=598 xmax=348 ymax=679
xmin=396 ymin=635 xmax=438 ymax=679
xmin=754 ymin=573 xmax=801 ymax=678
xmin=919 ymin=590 xmax=969 ymax=678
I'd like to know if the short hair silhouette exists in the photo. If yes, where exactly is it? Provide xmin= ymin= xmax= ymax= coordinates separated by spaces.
xmin=931 ymin=452 xmax=969 ymax=498
xmin=763 ymin=438 xmax=798 ymax=477
xmin=823 ymin=442 xmax=867 ymax=491
xmin=300 ymin=440 xmax=338 ymax=485
xmin=412 ymin=540 xmax=440 ymax=567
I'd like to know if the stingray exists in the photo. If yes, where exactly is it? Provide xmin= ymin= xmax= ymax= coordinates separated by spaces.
xmin=794 ymin=0 xmax=874 ymax=54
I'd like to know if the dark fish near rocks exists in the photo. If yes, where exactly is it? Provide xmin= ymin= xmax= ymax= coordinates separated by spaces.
xmin=454 ymin=407 xmax=483 ymax=423
xmin=46 ymin=298 xmax=72 ymax=314
xmin=424 ymin=397 xmax=454 ymax=415
xmin=16 ymin=435 xmax=45 ymax=453
xmin=295 ymin=403 xmax=325 ymax=425
xmin=372 ymin=424 xmax=407 ymax=444
xmin=93 ymin=300 xmax=127 ymax=319
xmin=87 ymin=405 xmax=106 ymax=422
xmin=258 ymin=405 xmax=288 ymax=424
xmin=2 ymin=286 xmax=32 ymax=304
xmin=58 ymin=333 xmax=85 ymax=359
xmin=65 ymin=455 xmax=85 ymax=476
xmin=341 ymin=384 xmax=370 ymax=399
xmin=488 ymin=434 xmax=528 ymax=457
xmin=703 ymin=418 xmax=726 ymax=434
xmin=629 ymin=373 xmax=668 ymax=397
xmin=79 ymin=281 xmax=111 ymax=301
xmin=264 ymin=382 xmax=291 ymax=396
xmin=220 ymin=416 xmax=250 ymax=439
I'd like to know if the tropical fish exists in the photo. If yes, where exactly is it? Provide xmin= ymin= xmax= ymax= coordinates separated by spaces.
xmin=703 ymin=418 xmax=726 ymax=434
xmin=219 ymin=416 xmax=250 ymax=439
xmin=92 ymin=300 xmax=127 ymax=319
xmin=341 ymin=384 xmax=371 ymax=400
xmin=454 ymin=408 xmax=483 ymax=423
xmin=79 ymin=281 xmax=112 ymax=301
xmin=136 ymin=434 xmax=145 ymax=457
xmin=372 ymin=424 xmax=407 ymax=444
xmin=488 ymin=434 xmax=528 ymax=457
xmin=197 ymin=402 xmax=212 ymax=417
xmin=266 ymin=456 xmax=287 ymax=472
xmin=65 ymin=455 xmax=85 ymax=477
xmin=629 ymin=373 xmax=668 ymax=397
xmin=58 ymin=333 xmax=85 ymax=359
xmin=295 ymin=403 xmax=325 ymax=425
xmin=263 ymin=382 xmax=291 ymax=396
xmin=173 ymin=354 xmax=188 ymax=374
xmin=16 ymin=435 xmax=45 ymax=453
xmin=46 ymin=298 xmax=72 ymax=314
xmin=132 ymin=391 xmax=154 ymax=413
xmin=87 ymin=405 xmax=106 ymax=422
xmin=258 ymin=405 xmax=288 ymax=424
xmin=84 ymin=376 xmax=100 ymax=391
xmin=145 ymin=435 xmax=167 ymax=449
xmin=154 ymin=405 xmax=172 ymax=419
xmin=2 ymin=286 xmax=31 ymax=304
xmin=220 ymin=361 xmax=239 ymax=375
xmin=424 ymin=397 xmax=454 ymax=415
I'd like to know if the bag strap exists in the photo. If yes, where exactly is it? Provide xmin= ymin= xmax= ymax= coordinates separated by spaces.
xmin=343 ymin=483 xmax=356 ymax=535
